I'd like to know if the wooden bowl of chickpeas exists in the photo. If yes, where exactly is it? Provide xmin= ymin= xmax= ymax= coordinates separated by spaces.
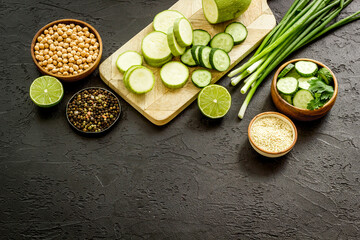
xmin=31 ymin=19 xmax=102 ymax=82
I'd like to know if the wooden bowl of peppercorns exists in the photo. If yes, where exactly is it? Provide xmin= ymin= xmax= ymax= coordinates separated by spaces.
xmin=66 ymin=87 xmax=121 ymax=135
xmin=31 ymin=19 xmax=103 ymax=82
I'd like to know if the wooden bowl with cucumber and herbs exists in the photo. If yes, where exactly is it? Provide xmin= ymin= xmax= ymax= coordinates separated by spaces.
xmin=271 ymin=58 xmax=338 ymax=121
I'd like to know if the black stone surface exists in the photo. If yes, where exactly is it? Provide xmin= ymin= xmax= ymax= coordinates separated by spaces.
xmin=1 ymin=0 xmax=359 ymax=239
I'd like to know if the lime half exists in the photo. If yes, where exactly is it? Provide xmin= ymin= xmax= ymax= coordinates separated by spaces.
xmin=197 ymin=84 xmax=231 ymax=119
xmin=30 ymin=76 xmax=64 ymax=108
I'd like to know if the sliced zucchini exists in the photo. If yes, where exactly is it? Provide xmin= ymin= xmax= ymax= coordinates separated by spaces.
xmin=224 ymin=22 xmax=248 ymax=44
xmin=191 ymin=45 xmax=202 ymax=65
xmin=317 ymin=67 xmax=333 ymax=85
xmin=193 ymin=29 xmax=211 ymax=46
xmin=123 ymin=65 xmax=142 ymax=89
xmin=298 ymin=77 xmax=317 ymax=90
xmin=198 ymin=46 xmax=212 ymax=69
xmin=144 ymin=55 xmax=172 ymax=68
xmin=153 ymin=10 xmax=184 ymax=33
xmin=192 ymin=69 xmax=212 ymax=88
xmin=293 ymin=89 xmax=314 ymax=109
xmin=160 ymin=61 xmax=189 ymax=89
xmin=295 ymin=61 xmax=318 ymax=77
xmin=280 ymin=93 xmax=293 ymax=105
xmin=180 ymin=49 xmax=197 ymax=67
xmin=142 ymin=31 xmax=172 ymax=67
xmin=277 ymin=77 xmax=298 ymax=95
xmin=127 ymin=66 xmax=155 ymax=94
xmin=167 ymin=26 xmax=186 ymax=57
xmin=210 ymin=33 xmax=234 ymax=53
xmin=209 ymin=48 xmax=230 ymax=72
xmin=278 ymin=63 xmax=295 ymax=79
xmin=116 ymin=51 xmax=142 ymax=73
xmin=173 ymin=17 xmax=193 ymax=47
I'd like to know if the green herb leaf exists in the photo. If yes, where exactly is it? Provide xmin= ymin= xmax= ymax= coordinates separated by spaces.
xmin=307 ymin=79 xmax=334 ymax=110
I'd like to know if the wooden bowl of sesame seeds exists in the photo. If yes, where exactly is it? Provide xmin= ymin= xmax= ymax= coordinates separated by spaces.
xmin=248 ymin=112 xmax=298 ymax=158
xmin=31 ymin=19 xmax=103 ymax=82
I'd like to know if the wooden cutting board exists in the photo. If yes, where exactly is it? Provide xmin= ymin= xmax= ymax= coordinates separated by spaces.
xmin=99 ymin=0 xmax=276 ymax=125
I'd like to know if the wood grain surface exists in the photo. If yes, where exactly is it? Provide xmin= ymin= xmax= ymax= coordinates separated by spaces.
xmin=99 ymin=0 xmax=276 ymax=125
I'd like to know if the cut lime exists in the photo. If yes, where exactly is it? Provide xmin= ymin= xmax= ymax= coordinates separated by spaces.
xmin=197 ymin=84 xmax=231 ymax=119
xmin=30 ymin=76 xmax=64 ymax=108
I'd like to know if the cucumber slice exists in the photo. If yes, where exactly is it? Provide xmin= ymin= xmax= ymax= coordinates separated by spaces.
xmin=224 ymin=22 xmax=248 ymax=45
xmin=167 ymin=26 xmax=186 ymax=57
xmin=210 ymin=33 xmax=234 ymax=53
xmin=298 ymin=77 xmax=317 ymax=90
xmin=209 ymin=48 xmax=230 ymax=72
xmin=123 ymin=65 xmax=142 ymax=89
xmin=160 ymin=61 xmax=189 ymax=89
xmin=191 ymin=45 xmax=202 ymax=65
xmin=317 ymin=67 xmax=333 ymax=85
xmin=116 ymin=51 xmax=142 ymax=73
xmin=127 ymin=66 xmax=155 ymax=94
xmin=202 ymin=0 xmax=251 ymax=24
xmin=277 ymin=77 xmax=298 ymax=95
xmin=193 ymin=29 xmax=211 ymax=46
xmin=199 ymin=46 xmax=212 ymax=69
xmin=180 ymin=49 xmax=197 ymax=67
xmin=173 ymin=18 xmax=193 ymax=47
xmin=192 ymin=69 xmax=212 ymax=88
xmin=278 ymin=63 xmax=295 ymax=79
xmin=280 ymin=93 xmax=293 ymax=105
xmin=153 ymin=10 xmax=185 ymax=33
xmin=142 ymin=31 xmax=172 ymax=67
xmin=295 ymin=61 xmax=318 ymax=77
xmin=293 ymin=89 xmax=314 ymax=109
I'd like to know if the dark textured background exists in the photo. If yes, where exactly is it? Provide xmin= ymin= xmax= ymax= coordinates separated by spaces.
xmin=0 ymin=0 xmax=359 ymax=239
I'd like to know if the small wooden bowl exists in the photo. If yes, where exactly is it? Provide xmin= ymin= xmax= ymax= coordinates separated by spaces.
xmin=248 ymin=112 xmax=298 ymax=158
xmin=31 ymin=19 xmax=103 ymax=82
xmin=271 ymin=58 xmax=338 ymax=121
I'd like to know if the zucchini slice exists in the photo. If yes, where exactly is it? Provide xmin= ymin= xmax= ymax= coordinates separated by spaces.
xmin=142 ymin=31 xmax=172 ymax=67
xmin=127 ymin=66 xmax=155 ymax=94
xmin=173 ymin=17 xmax=193 ymax=47
xmin=153 ymin=10 xmax=184 ymax=33
xmin=160 ymin=61 xmax=189 ymax=89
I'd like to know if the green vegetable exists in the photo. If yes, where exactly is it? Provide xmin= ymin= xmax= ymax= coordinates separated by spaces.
xmin=318 ymin=67 xmax=334 ymax=85
xmin=307 ymin=78 xmax=334 ymax=110
xmin=226 ymin=0 xmax=359 ymax=119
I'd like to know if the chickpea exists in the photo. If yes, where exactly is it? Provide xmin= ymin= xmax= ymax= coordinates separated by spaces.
xmin=62 ymin=33 xmax=67 ymax=39
xmin=78 ymin=69 xmax=83 ymax=73
xmin=44 ymin=29 xmax=49 ymax=34
xmin=45 ymin=55 xmax=50 ymax=60
xmin=86 ymin=56 xmax=92 ymax=63
xmin=57 ymin=62 xmax=63 ymax=67
xmin=74 ymin=55 xmax=79 ymax=61
xmin=57 ymin=51 xmax=62 ymax=57
xmin=76 ymin=52 xmax=81 ymax=56
xmin=48 ymin=58 xmax=53 ymax=64
xmin=71 ymin=50 xmax=76 ymax=56
xmin=39 ymin=56 xmax=45 ymax=61
xmin=52 ymin=68 xmax=58 ymax=73
xmin=83 ymin=48 xmax=89 ymax=52
xmin=70 ymin=41 xmax=76 ymax=47
xmin=57 ymin=29 xmax=64 ymax=35
xmin=37 ymin=36 xmax=43 ymax=42
xmin=39 ymin=43 xmax=44 ymax=49
xmin=53 ymin=32 xmax=59 ymax=39
xmin=63 ymin=71 xmax=69 ymax=76
xmin=49 ymin=51 xmax=54 ymax=57
xmin=52 ymin=54 xmax=58 ymax=60
xmin=73 ymin=65 xmax=79 ymax=71
xmin=76 ymin=25 xmax=82 ymax=31
xmin=69 ymin=57 xmax=75 ymax=63
xmin=57 ymin=36 xmax=63 ymax=42
xmin=69 ymin=67 xmax=74 ymax=73
xmin=85 ymin=37 xmax=90 ymax=44
xmin=67 ymin=53 xmax=73 ymax=58
xmin=59 ymin=41 xmax=64 ymax=47
xmin=89 ymin=33 xmax=95 ymax=39
xmin=70 ymin=23 xmax=75 ymax=28
xmin=66 ymin=47 xmax=72 ymax=53
xmin=44 ymin=49 xmax=49 ymax=55
xmin=79 ymin=64 xmax=84 ymax=69
xmin=53 ymin=25 xmax=58 ymax=31
xmin=89 ymin=50 xmax=94 ymax=55
xmin=84 ymin=43 xmax=90 ymax=49
xmin=81 ymin=51 xmax=86 ymax=57
xmin=57 ymin=57 xmax=62 ymax=63
xmin=85 ymin=52 xmax=90 ymax=58
xmin=73 ymin=71 xmax=78 ymax=75
xmin=61 ymin=49 xmax=67 ymax=54
xmin=39 ymin=61 xmax=43 ymax=66
xmin=78 ymin=31 xmax=84 ymax=37
xmin=90 ymin=39 xmax=96 ymax=45
xmin=66 ymin=38 xmax=72 ymax=43
xmin=39 ymin=50 xmax=44 ymax=56
xmin=35 ymin=55 xmax=40 ymax=60
xmin=77 ymin=59 xmax=82 ymax=65
xmin=59 ymin=67 xmax=64 ymax=73
xmin=62 ymin=26 xmax=67 ymax=32
xmin=52 ymin=60 xmax=57 ymax=66
xmin=48 ymin=64 xmax=54 ymax=70
xmin=64 ymin=65 xmax=70 ymax=71
xmin=34 ymin=45 xmax=40 ymax=51
xmin=63 ymin=58 xmax=68 ymax=64
xmin=84 ymin=64 xmax=89 ymax=69
xmin=78 ymin=37 xmax=84 ymax=43
xmin=71 ymin=33 xmax=77 ymax=40
xmin=43 ymin=60 xmax=48 ymax=66
xmin=78 ymin=42 xmax=85 ymax=49
xmin=49 ymin=29 xmax=54 ymax=35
